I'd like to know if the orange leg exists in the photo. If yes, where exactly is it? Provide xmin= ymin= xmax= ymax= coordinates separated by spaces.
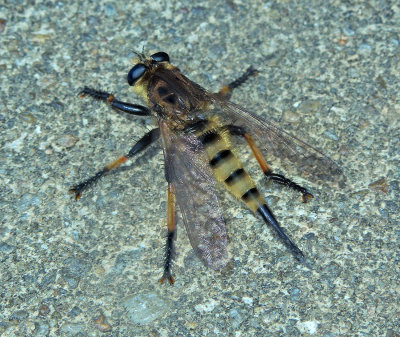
xmin=243 ymin=133 xmax=272 ymax=174
xmin=70 ymin=156 xmax=127 ymax=200
xmin=243 ymin=133 xmax=313 ymax=203
xmin=159 ymin=183 xmax=176 ymax=284
xmin=70 ymin=128 xmax=159 ymax=199
xmin=226 ymin=125 xmax=313 ymax=203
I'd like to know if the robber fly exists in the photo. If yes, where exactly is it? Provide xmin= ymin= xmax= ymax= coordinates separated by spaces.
xmin=71 ymin=51 xmax=341 ymax=284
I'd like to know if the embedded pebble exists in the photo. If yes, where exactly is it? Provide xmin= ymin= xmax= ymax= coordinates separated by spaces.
xmin=194 ymin=299 xmax=219 ymax=313
xmin=59 ymin=322 xmax=86 ymax=335
xmin=122 ymin=292 xmax=170 ymax=324
xmin=56 ymin=134 xmax=78 ymax=148
xmin=297 ymin=320 xmax=319 ymax=334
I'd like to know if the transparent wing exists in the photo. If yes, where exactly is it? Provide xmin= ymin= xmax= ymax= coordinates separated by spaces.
xmin=212 ymin=99 xmax=342 ymax=182
xmin=160 ymin=122 xmax=228 ymax=271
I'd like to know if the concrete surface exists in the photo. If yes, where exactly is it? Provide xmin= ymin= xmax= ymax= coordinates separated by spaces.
xmin=0 ymin=0 xmax=399 ymax=336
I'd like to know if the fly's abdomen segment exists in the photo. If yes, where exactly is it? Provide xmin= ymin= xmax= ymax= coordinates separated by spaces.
xmin=197 ymin=121 xmax=265 ymax=213
xmin=197 ymin=121 xmax=305 ymax=263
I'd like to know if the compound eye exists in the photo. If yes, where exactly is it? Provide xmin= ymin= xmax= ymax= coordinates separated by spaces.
xmin=150 ymin=52 xmax=170 ymax=63
xmin=127 ymin=63 xmax=147 ymax=86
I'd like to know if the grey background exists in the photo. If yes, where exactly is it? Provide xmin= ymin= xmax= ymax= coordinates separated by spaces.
xmin=1 ymin=0 xmax=399 ymax=336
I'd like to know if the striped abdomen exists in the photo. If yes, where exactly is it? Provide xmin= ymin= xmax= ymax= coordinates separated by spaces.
xmin=198 ymin=124 xmax=265 ymax=213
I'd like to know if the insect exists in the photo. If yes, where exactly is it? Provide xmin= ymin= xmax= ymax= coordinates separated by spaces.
xmin=71 ymin=51 xmax=341 ymax=284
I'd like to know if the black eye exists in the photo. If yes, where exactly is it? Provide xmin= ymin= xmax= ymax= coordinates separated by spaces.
xmin=127 ymin=63 xmax=147 ymax=86
xmin=150 ymin=52 xmax=170 ymax=63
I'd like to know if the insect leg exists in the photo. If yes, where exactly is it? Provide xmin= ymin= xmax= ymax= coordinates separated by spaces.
xmin=217 ymin=67 xmax=258 ymax=99
xmin=225 ymin=125 xmax=313 ymax=203
xmin=70 ymin=128 xmax=160 ymax=199
xmin=159 ymin=183 xmax=176 ymax=285
xmin=79 ymin=86 xmax=151 ymax=116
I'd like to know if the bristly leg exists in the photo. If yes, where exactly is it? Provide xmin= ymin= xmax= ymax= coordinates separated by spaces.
xmin=160 ymin=230 xmax=175 ymax=284
xmin=217 ymin=66 xmax=258 ymax=99
xmin=159 ymin=183 xmax=176 ymax=284
xmin=263 ymin=172 xmax=313 ymax=203
xmin=225 ymin=125 xmax=313 ymax=203
xmin=70 ymin=128 xmax=160 ymax=199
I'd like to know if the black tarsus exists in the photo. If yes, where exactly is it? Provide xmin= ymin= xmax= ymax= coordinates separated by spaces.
xmin=264 ymin=172 xmax=313 ymax=199
xmin=70 ymin=169 xmax=107 ymax=199
xmin=228 ymin=66 xmax=258 ymax=91
xmin=160 ymin=230 xmax=176 ymax=284
xmin=224 ymin=124 xmax=313 ymax=200
xmin=79 ymin=86 xmax=151 ymax=116
xmin=218 ymin=66 xmax=258 ymax=99
xmin=70 ymin=128 xmax=160 ymax=198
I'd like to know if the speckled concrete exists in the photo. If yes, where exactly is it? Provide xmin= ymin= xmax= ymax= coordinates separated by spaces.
xmin=1 ymin=1 xmax=399 ymax=336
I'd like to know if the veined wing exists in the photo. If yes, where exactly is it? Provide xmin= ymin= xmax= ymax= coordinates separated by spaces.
xmin=160 ymin=122 xmax=228 ymax=271
xmin=213 ymin=99 xmax=342 ymax=181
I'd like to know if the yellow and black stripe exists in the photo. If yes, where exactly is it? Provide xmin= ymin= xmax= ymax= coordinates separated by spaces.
xmin=197 ymin=120 xmax=265 ymax=214
xmin=192 ymin=118 xmax=305 ymax=262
